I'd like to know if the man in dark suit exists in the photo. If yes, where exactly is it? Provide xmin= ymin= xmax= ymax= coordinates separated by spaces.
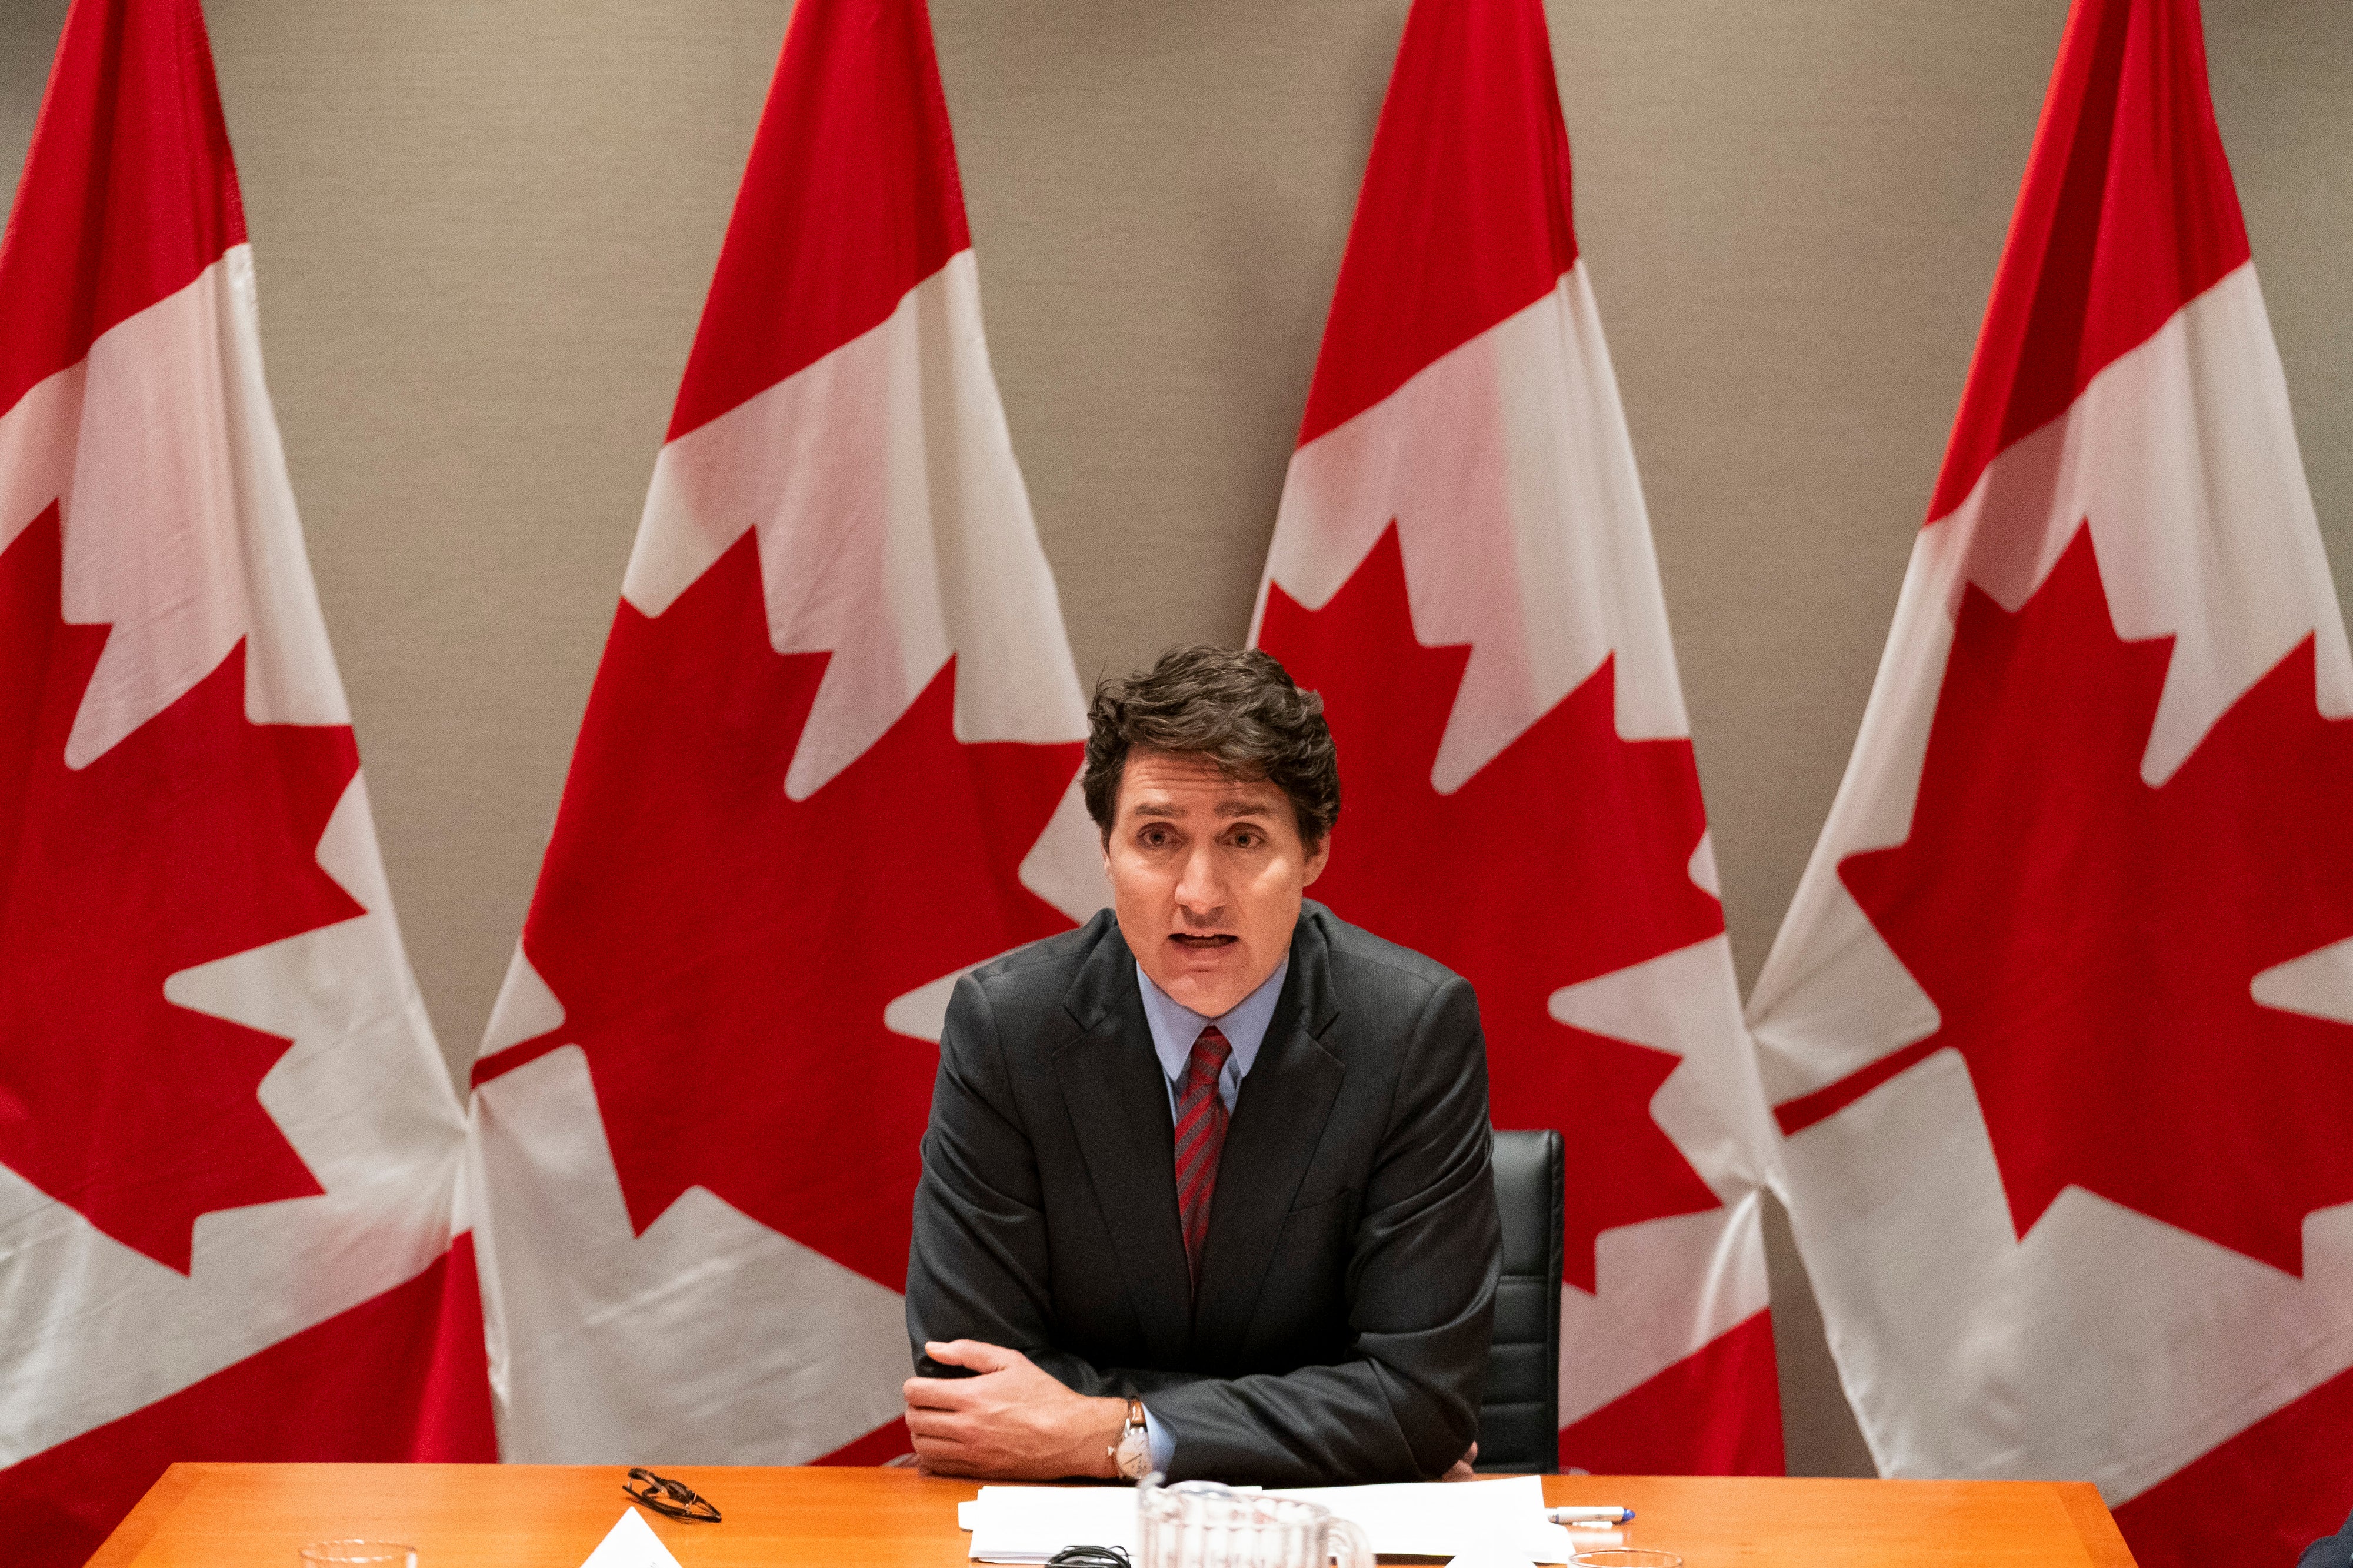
xmin=901 ymin=646 xmax=1499 ymax=1486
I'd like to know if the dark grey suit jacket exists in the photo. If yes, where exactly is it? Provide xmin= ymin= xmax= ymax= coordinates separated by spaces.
xmin=905 ymin=902 xmax=1501 ymax=1486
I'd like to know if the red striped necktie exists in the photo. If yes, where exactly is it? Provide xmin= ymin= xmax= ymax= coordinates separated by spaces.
xmin=1173 ymin=1025 xmax=1234 ymax=1289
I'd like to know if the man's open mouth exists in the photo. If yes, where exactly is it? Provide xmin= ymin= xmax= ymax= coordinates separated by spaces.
xmin=1170 ymin=933 xmax=1239 ymax=949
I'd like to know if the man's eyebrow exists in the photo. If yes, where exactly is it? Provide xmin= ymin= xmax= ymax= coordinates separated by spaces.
xmin=1123 ymin=798 xmax=1276 ymax=819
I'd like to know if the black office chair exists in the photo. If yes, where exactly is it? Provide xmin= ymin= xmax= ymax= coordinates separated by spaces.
xmin=1475 ymin=1127 xmax=1564 ymax=1473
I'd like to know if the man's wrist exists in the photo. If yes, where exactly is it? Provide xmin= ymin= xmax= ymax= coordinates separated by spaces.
xmin=1084 ymin=1394 xmax=1129 ymax=1479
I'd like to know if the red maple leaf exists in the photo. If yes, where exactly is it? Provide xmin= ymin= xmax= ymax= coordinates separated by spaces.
xmin=1260 ymin=526 xmax=1725 ymax=1293
xmin=1778 ymin=525 xmax=2353 ymax=1275
xmin=476 ymin=531 xmax=1081 ymax=1291
xmin=0 ymin=505 xmax=362 ymax=1272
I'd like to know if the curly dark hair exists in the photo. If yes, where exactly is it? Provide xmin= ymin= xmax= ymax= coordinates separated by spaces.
xmin=1082 ymin=646 xmax=1340 ymax=848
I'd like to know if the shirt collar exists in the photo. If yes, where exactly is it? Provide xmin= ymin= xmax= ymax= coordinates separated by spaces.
xmin=1135 ymin=956 xmax=1291 ymax=1087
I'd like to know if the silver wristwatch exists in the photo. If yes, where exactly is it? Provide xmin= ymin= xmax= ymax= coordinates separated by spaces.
xmin=1109 ymin=1395 xmax=1151 ymax=1481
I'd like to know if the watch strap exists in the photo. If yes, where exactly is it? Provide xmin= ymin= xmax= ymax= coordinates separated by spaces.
xmin=1109 ymin=1396 xmax=1149 ymax=1481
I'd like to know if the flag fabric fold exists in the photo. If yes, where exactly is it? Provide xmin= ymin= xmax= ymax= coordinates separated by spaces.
xmin=0 ymin=1 xmax=492 ymax=1560
xmin=1747 ymin=1 xmax=2353 ymax=1560
xmin=1252 ymin=0 xmax=1784 ymax=1476
xmin=465 ymin=0 xmax=1098 ymax=1466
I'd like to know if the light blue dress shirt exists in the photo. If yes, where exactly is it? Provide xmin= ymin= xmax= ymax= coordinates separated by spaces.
xmin=1135 ymin=958 xmax=1289 ymax=1117
xmin=1129 ymin=957 xmax=1291 ymax=1475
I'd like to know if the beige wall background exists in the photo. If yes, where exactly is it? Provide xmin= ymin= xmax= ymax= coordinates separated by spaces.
xmin=5 ymin=0 xmax=2348 ymax=1478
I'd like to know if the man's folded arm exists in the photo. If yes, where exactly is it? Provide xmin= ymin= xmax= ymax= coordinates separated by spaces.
xmin=904 ymin=973 xmax=1095 ymax=1379
xmin=905 ymin=974 xmax=1159 ymax=1404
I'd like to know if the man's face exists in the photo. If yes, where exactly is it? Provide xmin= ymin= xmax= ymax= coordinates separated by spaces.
xmin=1105 ymin=748 xmax=1328 ymax=1019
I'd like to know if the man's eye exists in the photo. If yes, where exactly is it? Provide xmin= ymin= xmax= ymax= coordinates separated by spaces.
xmin=1230 ymin=830 xmax=1260 ymax=848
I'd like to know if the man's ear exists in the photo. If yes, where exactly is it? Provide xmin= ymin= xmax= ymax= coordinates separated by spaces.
xmin=1302 ymin=832 xmax=1331 ymax=886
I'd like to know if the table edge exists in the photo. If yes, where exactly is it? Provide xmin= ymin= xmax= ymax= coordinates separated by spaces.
xmin=75 ymin=1463 xmax=2147 ymax=1568
xmin=2055 ymin=1480 xmax=2140 ymax=1567
xmin=85 ymin=1460 xmax=209 ymax=1568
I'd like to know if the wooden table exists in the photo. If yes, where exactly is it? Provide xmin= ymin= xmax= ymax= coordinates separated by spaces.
xmin=88 ymin=1464 xmax=2139 ymax=1567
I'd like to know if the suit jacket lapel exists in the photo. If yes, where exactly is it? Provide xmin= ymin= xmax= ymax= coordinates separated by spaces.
xmin=1190 ymin=910 xmax=1345 ymax=1365
xmin=1050 ymin=918 xmax=1194 ymax=1365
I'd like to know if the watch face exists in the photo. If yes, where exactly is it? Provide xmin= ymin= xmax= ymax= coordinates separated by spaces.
xmin=1117 ymin=1427 xmax=1149 ymax=1480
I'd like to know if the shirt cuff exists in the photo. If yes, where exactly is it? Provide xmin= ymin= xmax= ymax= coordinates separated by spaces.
xmin=1142 ymin=1403 xmax=1175 ymax=1476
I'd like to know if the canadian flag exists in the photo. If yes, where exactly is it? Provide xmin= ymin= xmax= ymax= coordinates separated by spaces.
xmin=465 ymin=0 xmax=1098 ymax=1464
xmin=0 ymin=0 xmax=493 ymax=1560
xmin=1251 ymin=0 xmax=1784 ymax=1474
xmin=1746 ymin=0 xmax=2353 ymax=1560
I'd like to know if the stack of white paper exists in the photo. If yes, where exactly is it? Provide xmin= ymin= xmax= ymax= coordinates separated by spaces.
xmin=1281 ymin=1477 xmax=1571 ymax=1562
xmin=964 ymin=1486 xmax=1139 ymax=1563
xmin=959 ymin=1476 xmax=1572 ymax=1563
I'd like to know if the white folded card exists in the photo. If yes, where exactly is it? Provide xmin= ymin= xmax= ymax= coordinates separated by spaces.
xmin=578 ymin=1506 xmax=686 ymax=1568
xmin=962 ymin=1476 xmax=1572 ymax=1563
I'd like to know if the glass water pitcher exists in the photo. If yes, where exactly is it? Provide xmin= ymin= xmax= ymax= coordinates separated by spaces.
xmin=1136 ymin=1476 xmax=1374 ymax=1568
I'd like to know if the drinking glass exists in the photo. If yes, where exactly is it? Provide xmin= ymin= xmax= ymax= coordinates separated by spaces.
xmin=1137 ymin=1477 xmax=1373 ymax=1568
xmin=297 ymin=1543 xmax=416 ymax=1568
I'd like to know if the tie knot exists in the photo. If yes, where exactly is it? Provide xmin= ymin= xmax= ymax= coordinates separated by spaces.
xmin=1188 ymin=1026 xmax=1232 ymax=1082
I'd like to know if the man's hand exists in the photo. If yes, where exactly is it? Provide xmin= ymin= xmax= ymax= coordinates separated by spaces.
xmin=904 ymin=1339 xmax=1128 ymax=1480
xmin=1441 ymin=1442 xmax=1479 ymax=1481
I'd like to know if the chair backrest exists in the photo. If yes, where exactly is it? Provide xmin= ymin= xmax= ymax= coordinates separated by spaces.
xmin=1475 ymin=1127 xmax=1563 ymax=1473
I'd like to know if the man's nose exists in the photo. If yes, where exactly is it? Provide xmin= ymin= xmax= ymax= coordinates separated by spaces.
xmin=1173 ymin=843 xmax=1225 ymax=922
